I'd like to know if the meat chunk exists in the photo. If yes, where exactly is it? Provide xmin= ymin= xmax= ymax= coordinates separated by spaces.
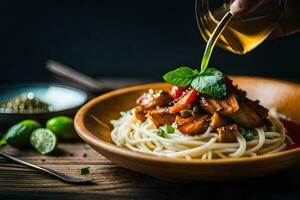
xmin=134 ymin=89 xmax=173 ymax=122
xmin=199 ymin=93 xmax=239 ymax=115
xmin=210 ymin=113 xmax=231 ymax=129
xmin=136 ymin=89 xmax=173 ymax=109
xmin=217 ymin=124 xmax=239 ymax=143
xmin=134 ymin=105 xmax=150 ymax=121
xmin=147 ymin=108 xmax=176 ymax=127
xmin=176 ymin=114 xmax=211 ymax=135
xmin=229 ymin=98 xmax=268 ymax=129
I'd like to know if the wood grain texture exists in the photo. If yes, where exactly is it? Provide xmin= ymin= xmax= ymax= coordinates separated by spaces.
xmin=2 ymin=77 xmax=300 ymax=199
xmin=0 ymin=143 xmax=172 ymax=199
xmin=1 ymin=143 xmax=300 ymax=199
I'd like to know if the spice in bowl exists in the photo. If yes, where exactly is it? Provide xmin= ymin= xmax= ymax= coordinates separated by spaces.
xmin=0 ymin=92 xmax=53 ymax=113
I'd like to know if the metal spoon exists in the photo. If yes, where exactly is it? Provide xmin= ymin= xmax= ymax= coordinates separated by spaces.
xmin=0 ymin=151 xmax=95 ymax=184
xmin=46 ymin=60 xmax=149 ymax=94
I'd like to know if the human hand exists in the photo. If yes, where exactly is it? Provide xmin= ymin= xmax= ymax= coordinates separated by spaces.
xmin=230 ymin=0 xmax=264 ymax=15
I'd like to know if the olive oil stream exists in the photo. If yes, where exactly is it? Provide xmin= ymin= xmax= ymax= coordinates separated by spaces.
xmin=197 ymin=0 xmax=285 ymax=55
xmin=200 ymin=12 xmax=233 ymax=73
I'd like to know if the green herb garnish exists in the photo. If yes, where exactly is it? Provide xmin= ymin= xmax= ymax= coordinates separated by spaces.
xmin=0 ymin=137 xmax=6 ymax=146
xmin=243 ymin=130 xmax=254 ymax=141
xmin=180 ymin=109 xmax=193 ymax=118
xmin=157 ymin=128 xmax=165 ymax=137
xmin=191 ymin=68 xmax=227 ymax=99
xmin=80 ymin=167 xmax=90 ymax=175
xmin=163 ymin=12 xmax=231 ymax=98
xmin=163 ymin=67 xmax=227 ymax=99
xmin=166 ymin=125 xmax=175 ymax=134
xmin=163 ymin=67 xmax=198 ymax=86
xmin=187 ymin=104 xmax=193 ymax=110
xmin=192 ymin=106 xmax=200 ymax=114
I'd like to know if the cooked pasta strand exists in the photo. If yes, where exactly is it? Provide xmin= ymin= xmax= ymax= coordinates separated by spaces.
xmin=110 ymin=110 xmax=290 ymax=160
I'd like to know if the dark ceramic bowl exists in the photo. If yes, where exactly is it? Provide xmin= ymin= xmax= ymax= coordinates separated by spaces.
xmin=0 ymin=83 xmax=88 ymax=127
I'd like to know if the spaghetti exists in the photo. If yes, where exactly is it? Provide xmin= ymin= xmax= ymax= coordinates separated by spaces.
xmin=111 ymin=109 xmax=292 ymax=160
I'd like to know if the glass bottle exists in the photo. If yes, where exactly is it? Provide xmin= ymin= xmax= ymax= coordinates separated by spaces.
xmin=195 ymin=0 xmax=299 ymax=55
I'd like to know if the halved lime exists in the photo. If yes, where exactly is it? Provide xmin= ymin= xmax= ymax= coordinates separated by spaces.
xmin=30 ymin=128 xmax=57 ymax=155
xmin=4 ymin=120 xmax=42 ymax=149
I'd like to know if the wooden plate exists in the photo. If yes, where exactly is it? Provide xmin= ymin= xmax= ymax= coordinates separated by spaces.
xmin=74 ymin=76 xmax=300 ymax=182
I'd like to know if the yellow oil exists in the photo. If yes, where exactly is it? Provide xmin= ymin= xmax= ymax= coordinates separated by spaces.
xmin=197 ymin=1 xmax=284 ymax=55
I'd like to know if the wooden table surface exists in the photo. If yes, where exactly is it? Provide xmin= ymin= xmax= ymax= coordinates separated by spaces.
xmin=1 ymin=142 xmax=300 ymax=200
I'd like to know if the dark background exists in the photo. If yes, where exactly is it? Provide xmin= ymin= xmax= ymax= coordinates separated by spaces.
xmin=0 ymin=0 xmax=299 ymax=84
xmin=1 ymin=1 xmax=300 ymax=200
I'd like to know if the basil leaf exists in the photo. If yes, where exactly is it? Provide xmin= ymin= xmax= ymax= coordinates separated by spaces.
xmin=163 ymin=66 xmax=198 ymax=86
xmin=0 ymin=137 xmax=6 ymax=146
xmin=191 ymin=68 xmax=227 ymax=98
xmin=80 ymin=167 xmax=90 ymax=175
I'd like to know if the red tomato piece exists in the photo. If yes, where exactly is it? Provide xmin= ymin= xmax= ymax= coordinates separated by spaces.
xmin=170 ymin=89 xmax=198 ymax=114
xmin=171 ymin=86 xmax=188 ymax=99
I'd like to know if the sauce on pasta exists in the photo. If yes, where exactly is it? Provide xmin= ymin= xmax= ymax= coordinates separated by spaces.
xmin=282 ymin=119 xmax=300 ymax=149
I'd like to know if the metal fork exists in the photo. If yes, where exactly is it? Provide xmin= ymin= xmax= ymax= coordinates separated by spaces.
xmin=0 ymin=151 xmax=95 ymax=184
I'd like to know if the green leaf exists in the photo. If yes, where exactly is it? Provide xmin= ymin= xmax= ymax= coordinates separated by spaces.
xmin=163 ymin=66 xmax=198 ymax=86
xmin=80 ymin=167 xmax=90 ymax=175
xmin=0 ymin=137 xmax=6 ymax=146
xmin=191 ymin=68 xmax=227 ymax=99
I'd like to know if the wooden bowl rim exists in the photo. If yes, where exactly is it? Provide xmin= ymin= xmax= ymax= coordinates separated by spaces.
xmin=74 ymin=76 xmax=300 ymax=165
